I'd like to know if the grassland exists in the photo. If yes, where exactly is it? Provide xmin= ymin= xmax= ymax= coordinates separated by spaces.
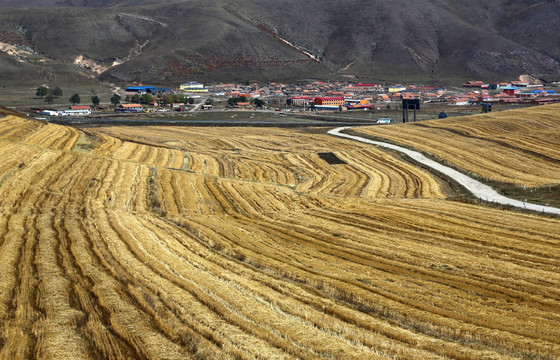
xmin=1 ymin=106 xmax=560 ymax=359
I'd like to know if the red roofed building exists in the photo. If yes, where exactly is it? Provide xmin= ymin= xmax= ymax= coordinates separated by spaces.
xmin=115 ymin=104 xmax=143 ymax=112
xmin=65 ymin=105 xmax=92 ymax=115
xmin=463 ymin=81 xmax=485 ymax=88
xmin=70 ymin=105 xmax=91 ymax=110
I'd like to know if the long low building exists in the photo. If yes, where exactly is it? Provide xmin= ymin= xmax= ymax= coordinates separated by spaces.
xmin=125 ymin=86 xmax=172 ymax=94
xmin=313 ymin=97 xmax=345 ymax=106
xmin=115 ymin=104 xmax=144 ymax=112
xmin=41 ymin=106 xmax=92 ymax=116
xmin=65 ymin=105 xmax=92 ymax=115
xmin=180 ymin=82 xmax=208 ymax=92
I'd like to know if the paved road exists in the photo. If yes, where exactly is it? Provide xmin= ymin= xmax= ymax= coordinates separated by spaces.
xmin=328 ymin=127 xmax=560 ymax=215
xmin=190 ymin=102 xmax=203 ymax=112
xmin=47 ymin=116 xmax=378 ymax=128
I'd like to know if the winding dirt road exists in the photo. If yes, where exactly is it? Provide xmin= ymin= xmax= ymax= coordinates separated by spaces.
xmin=329 ymin=126 xmax=560 ymax=215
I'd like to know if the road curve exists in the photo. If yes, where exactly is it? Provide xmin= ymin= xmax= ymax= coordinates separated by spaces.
xmin=328 ymin=127 xmax=560 ymax=215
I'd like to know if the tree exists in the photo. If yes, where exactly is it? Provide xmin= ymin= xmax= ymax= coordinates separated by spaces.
xmin=140 ymin=93 xmax=153 ymax=104
xmin=204 ymin=98 xmax=213 ymax=105
xmin=36 ymin=86 xmax=48 ymax=99
xmin=173 ymin=94 xmax=185 ymax=104
xmin=45 ymin=94 xmax=54 ymax=105
xmin=227 ymin=97 xmax=237 ymax=107
xmin=187 ymin=97 xmax=195 ymax=105
xmin=111 ymin=94 xmax=121 ymax=106
xmin=91 ymin=95 xmax=100 ymax=108
xmin=227 ymin=96 xmax=249 ymax=107
xmin=69 ymin=93 xmax=81 ymax=105
xmin=163 ymin=94 xmax=174 ymax=105
xmin=50 ymin=87 xmax=62 ymax=98
xmin=253 ymin=98 xmax=265 ymax=108
xmin=131 ymin=94 xmax=141 ymax=103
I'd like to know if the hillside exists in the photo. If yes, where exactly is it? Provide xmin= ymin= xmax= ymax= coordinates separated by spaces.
xmin=1 ymin=105 xmax=560 ymax=358
xmin=0 ymin=0 xmax=559 ymax=84
xmin=354 ymin=104 xmax=560 ymax=186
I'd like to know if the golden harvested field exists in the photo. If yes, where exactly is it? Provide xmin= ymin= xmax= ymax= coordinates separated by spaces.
xmin=354 ymin=103 xmax=560 ymax=186
xmin=1 ymin=111 xmax=560 ymax=359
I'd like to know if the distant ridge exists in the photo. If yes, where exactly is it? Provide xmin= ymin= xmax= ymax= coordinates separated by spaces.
xmin=0 ymin=0 xmax=559 ymax=84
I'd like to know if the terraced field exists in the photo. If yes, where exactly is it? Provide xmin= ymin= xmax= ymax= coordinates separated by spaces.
xmin=1 ymin=110 xmax=560 ymax=359
xmin=354 ymin=104 xmax=560 ymax=186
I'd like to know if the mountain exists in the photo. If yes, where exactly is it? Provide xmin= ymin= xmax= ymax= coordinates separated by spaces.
xmin=1 ymin=0 xmax=559 ymax=85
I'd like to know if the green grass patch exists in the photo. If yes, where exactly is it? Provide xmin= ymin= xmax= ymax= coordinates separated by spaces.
xmin=72 ymin=131 xmax=101 ymax=153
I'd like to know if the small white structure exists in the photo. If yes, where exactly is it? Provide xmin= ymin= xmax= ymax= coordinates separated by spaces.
xmin=41 ymin=110 xmax=60 ymax=116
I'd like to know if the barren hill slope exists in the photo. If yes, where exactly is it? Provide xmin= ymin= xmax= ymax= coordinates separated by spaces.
xmin=0 ymin=0 xmax=559 ymax=84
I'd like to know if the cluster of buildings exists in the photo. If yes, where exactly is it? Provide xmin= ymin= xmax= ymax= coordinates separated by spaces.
xmin=284 ymin=83 xmax=444 ymax=111
xmin=460 ymin=80 xmax=560 ymax=105
xmin=119 ymin=79 xmax=560 ymax=113
xmin=283 ymin=80 xmax=560 ymax=111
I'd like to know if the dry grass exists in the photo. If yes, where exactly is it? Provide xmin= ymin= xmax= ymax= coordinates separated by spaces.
xmin=0 ymin=111 xmax=560 ymax=359
xmin=354 ymin=103 xmax=560 ymax=186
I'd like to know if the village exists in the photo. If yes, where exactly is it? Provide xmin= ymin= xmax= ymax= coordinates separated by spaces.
xmin=36 ymin=78 xmax=560 ymax=120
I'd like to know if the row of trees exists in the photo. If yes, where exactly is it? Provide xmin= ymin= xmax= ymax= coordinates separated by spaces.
xmin=37 ymin=85 xmax=122 ymax=107
xmin=36 ymin=85 xmax=62 ymax=99
xmin=36 ymin=85 xmax=63 ymax=105
xmin=227 ymin=96 xmax=265 ymax=108
xmin=68 ymin=94 xmax=122 ymax=107
xmin=36 ymin=85 xmax=220 ymax=109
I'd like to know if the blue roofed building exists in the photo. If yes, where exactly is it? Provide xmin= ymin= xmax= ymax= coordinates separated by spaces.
xmin=125 ymin=86 xmax=171 ymax=94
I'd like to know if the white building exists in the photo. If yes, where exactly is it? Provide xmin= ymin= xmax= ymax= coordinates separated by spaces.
xmin=180 ymin=82 xmax=208 ymax=92
xmin=41 ymin=110 xmax=60 ymax=116
xmin=63 ymin=105 xmax=92 ymax=115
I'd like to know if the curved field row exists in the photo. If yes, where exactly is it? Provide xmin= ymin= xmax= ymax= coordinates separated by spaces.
xmin=429 ymin=107 xmax=560 ymax=160
xmin=1 ymin=115 xmax=560 ymax=359
xmin=92 ymin=126 xmax=327 ymax=154
xmin=0 ymin=142 xmax=42 ymax=181
xmin=0 ymin=115 xmax=79 ymax=151
xmin=91 ymin=132 xmax=123 ymax=155
xmin=355 ymin=104 xmax=560 ymax=186
xmin=96 ymin=140 xmax=184 ymax=169
xmin=94 ymin=126 xmax=445 ymax=199
xmin=19 ymin=123 xmax=79 ymax=151
xmin=0 ymin=115 xmax=43 ymax=142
